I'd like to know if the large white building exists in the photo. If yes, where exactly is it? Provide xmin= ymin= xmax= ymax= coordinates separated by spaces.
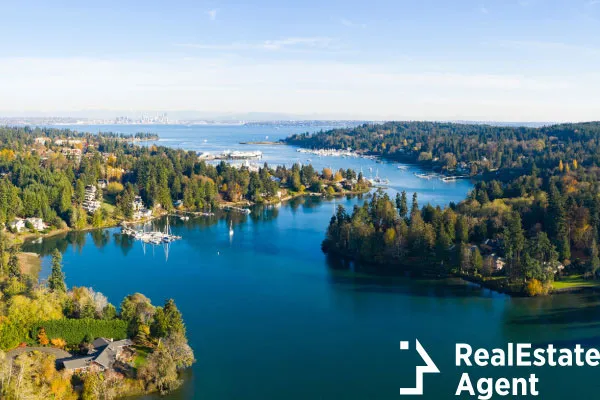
xmin=82 ymin=185 xmax=101 ymax=214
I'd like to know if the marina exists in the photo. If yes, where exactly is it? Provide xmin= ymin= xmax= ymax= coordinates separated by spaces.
xmin=198 ymin=150 xmax=263 ymax=161
xmin=121 ymin=217 xmax=182 ymax=245
xmin=296 ymin=148 xmax=361 ymax=158
xmin=413 ymin=172 xmax=471 ymax=182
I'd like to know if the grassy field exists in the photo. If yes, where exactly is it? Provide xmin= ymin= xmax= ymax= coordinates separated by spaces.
xmin=552 ymin=275 xmax=600 ymax=290
xmin=133 ymin=346 xmax=151 ymax=369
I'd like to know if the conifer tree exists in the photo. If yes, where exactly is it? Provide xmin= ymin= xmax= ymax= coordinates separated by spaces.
xmin=48 ymin=249 xmax=66 ymax=293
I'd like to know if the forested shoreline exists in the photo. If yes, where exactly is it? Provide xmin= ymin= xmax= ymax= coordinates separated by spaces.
xmin=300 ymin=121 xmax=600 ymax=296
xmin=0 ymin=125 xmax=370 ymax=399
xmin=0 ymin=241 xmax=194 ymax=398
xmin=0 ymin=126 xmax=369 ymax=238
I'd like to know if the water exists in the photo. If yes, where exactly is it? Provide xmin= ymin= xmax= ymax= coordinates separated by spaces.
xmin=25 ymin=125 xmax=600 ymax=399
xmin=51 ymin=124 xmax=472 ymax=205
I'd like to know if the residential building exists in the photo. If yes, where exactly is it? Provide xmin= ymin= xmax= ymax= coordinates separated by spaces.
xmin=132 ymin=196 xmax=152 ymax=220
xmin=8 ymin=217 xmax=46 ymax=232
xmin=82 ymin=185 xmax=101 ymax=214
xmin=59 ymin=338 xmax=133 ymax=372
xmin=61 ymin=148 xmax=82 ymax=163
xmin=8 ymin=218 xmax=26 ymax=232
xmin=26 ymin=217 xmax=46 ymax=231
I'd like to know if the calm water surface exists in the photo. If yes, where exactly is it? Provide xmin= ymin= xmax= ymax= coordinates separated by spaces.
xmin=26 ymin=125 xmax=600 ymax=399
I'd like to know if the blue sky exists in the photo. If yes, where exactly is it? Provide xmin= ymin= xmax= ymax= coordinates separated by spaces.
xmin=1 ymin=0 xmax=599 ymax=121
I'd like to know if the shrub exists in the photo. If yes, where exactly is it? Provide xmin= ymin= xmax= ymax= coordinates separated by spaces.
xmin=33 ymin=318 xmax=128 ymax=345
xmin=50 ymin=338 xmax=67 ymax=349
xmin=526 ymin=279 xmax=549 ymax=296
xmin=106 ymin=182 xmax=124 ymax=196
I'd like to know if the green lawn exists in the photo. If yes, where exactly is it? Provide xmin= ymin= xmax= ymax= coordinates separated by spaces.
xmin=552 ymin=275 xmax=600 ymax=290
xmin=101 ymin=201 xmax=116 ymax=213
xmin=133 ymin=346 xmax=151 ymax=369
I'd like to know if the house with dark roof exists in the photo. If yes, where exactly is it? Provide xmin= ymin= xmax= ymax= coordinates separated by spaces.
xmin=59 ymin=338 xmax=133 ymax=372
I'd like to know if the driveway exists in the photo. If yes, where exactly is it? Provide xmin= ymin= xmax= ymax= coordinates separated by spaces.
xmin=7 ymin=347 xmax=72 ymax=360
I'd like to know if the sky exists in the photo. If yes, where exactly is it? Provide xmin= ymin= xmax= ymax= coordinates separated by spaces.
xmin=1 ymin=0 xmax=599 ymax=122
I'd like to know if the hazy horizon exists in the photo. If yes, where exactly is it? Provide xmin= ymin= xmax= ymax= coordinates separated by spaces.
xmin=2 ymin=0 xmax=600 ymax=122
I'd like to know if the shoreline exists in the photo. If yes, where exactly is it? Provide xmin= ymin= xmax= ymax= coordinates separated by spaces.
xmin=322 ymin=249 xmax=598 ymax=298
xmin=285 ymin=142 xmax=479 ymax=181
xmin=18 ymin=188 xmax=371 ymax=244
xmin=239 ymin=141 xmax=286 ymax=145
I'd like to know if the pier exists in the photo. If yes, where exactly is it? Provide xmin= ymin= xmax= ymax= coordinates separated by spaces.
xmin=121 ymin=217 xmax=181 ymax=245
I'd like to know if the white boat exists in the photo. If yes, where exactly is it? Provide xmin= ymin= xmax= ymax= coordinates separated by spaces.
xmin=229 ymin=222 xmax=234 ymax=237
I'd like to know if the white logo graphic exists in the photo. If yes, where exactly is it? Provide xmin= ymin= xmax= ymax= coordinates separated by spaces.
xmin=399 ymin=340 xmax=440 ymax=395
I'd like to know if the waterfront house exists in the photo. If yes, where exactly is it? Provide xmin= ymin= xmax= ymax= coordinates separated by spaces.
xmin=26 ymin=217 xmax=46 ymax=231
xmin=8 ymin=217 xmax=47 ymax=232
xmin=8 ymin=218 xmax=26 ymax=232
xmin=132 ymin=196 xmax=152 ymax=220
xmin=82 ymin=185 xmax=101 ymax=214
xmin=59 ymin=338 xmax=133 ymax=373
xmin=489 ymin=254 xmax=505 ymax=271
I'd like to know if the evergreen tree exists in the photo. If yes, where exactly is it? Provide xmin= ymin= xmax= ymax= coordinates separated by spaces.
xmin=7 ymin=246 xmax=21 ymax=279
xmin=164 ymin=299 xmax=185 ymax=336
xmin=410 ymin=192 xmax=419 ymax=218
xmin=397 ymin=191 xmax=408 ymax=219
xmin=504 ymin=212 xmax=526 ymax=281
xmin=48 ymin=249 xmax=66 ymax=292
xmin=590 ymin=239 xmax=600 ymax=279
xmin=472 ymin=248 xmax=483 ymax=274
xmin=0 ymin=231 xmax=6 ymax=276
xmin=547 ymin=184 xmax=570 ymax=260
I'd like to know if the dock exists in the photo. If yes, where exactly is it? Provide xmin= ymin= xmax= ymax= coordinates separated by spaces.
xmin=121 ymin=218 xmax=181 ymax=245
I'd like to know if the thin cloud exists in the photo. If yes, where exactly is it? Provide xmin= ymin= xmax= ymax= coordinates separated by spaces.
xmin=341 ymin=18 xmax=367 ymax=28
xmin=480 ymin=6 xmax=489 ymax=14
xmin=175 ymin=37 xmax=338 ymax=52
xmin=262 ymin=37 xmax=335 ymax=50
xmin=207 ymin=9 xmax=218 ymax=20
xmin=499 ymin=40 xmax=600 ymax=55
xmin=1 ymin=56 xmax=596 ymax=121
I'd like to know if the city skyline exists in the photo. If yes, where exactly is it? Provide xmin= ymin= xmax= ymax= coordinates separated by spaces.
xmin=2 ymin=0 xmax=600 ymax=122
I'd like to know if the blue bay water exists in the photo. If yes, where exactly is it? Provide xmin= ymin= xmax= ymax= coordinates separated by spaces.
xmin=24 ymin=124 xmax=600 ymax=399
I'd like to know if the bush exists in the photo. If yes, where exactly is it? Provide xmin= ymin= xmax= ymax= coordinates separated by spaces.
xmin=526 ymin=279 xmax=549 ymax=296
xmin=106 ymin=182 xmax=125 ymax=196
xmin=33 ymin=318 xmax=128 ymax=345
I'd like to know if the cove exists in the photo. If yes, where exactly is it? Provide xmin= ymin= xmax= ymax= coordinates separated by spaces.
xmin=26 ymin=124 xmax=600 ymax=399
xmin=23 ymin=196 xmax=600 ymax=400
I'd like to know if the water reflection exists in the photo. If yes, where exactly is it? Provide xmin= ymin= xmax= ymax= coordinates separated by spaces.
xmin=91 ymin=229 xmax=110 ymax=249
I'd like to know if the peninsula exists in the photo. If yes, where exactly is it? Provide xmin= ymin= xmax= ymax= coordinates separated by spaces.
xmin=288 ymin=121 xmax=600 ymax=296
